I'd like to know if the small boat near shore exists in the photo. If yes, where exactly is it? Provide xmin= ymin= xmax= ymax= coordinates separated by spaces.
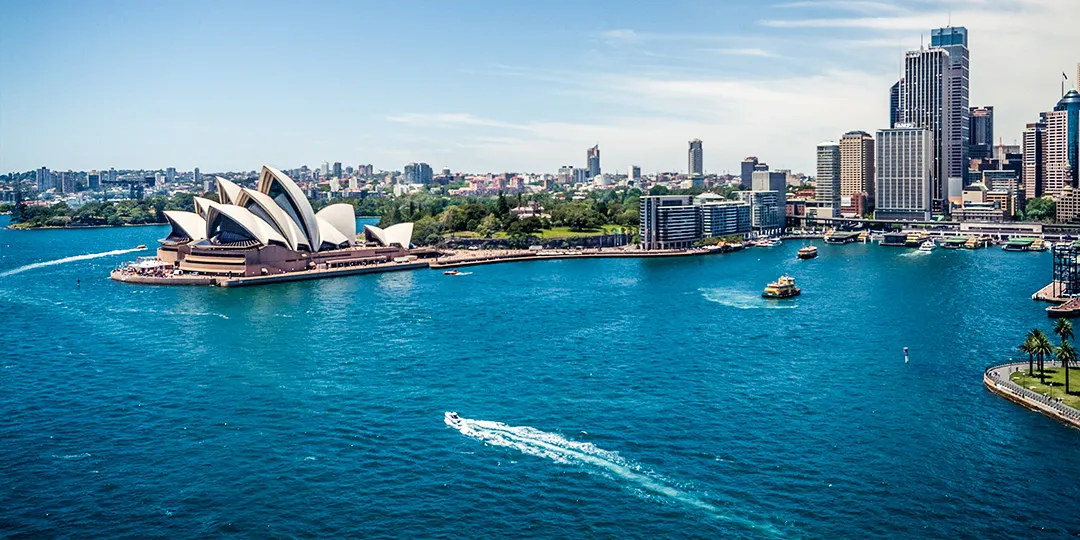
xmin=797 ymin=246 xmax=818 ymax=259
xmin=444 ymin=270 xmax=460 ymax=275
xmin=136 ymin=244 xmax=147 ymax=250
xmin=918 ymin=240 xmax=936 ymax=252
xmin=763 ymin=275 xmax=801 ymax=299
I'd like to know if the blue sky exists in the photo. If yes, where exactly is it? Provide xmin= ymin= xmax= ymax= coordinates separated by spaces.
xmin=2 ymin=0 xmax=1077 ymax=175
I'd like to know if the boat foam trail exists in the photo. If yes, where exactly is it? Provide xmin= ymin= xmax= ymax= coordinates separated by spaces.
xmin=445 ymin=413 xmax=781 ymax=535
xmin=0 ymin=247 xmax=143 ymax=278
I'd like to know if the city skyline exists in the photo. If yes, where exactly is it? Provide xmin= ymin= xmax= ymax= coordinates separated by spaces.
xmin=1 ymin=1 xmax=1078 ymax=175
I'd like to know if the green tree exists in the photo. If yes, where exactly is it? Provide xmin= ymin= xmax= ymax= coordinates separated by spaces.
xmin=1056 ymin=340 xmax=1076 ymax=394
xmin=1054 ymin=318 xmax=1074 ymax=343
xmin=476 ymin=213 xmax=499 ymax=237
xmin=1032 ymin=329 xmax=1054 ymax=383
xmin=1021 ymin=332 xmax=1037 ymax=376
xmin=1023 ymin=197 xmax=1056 ymax=221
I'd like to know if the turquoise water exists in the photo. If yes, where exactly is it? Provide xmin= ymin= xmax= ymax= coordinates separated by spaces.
xmin=2 ymin=217 xmax=1080 ymax=538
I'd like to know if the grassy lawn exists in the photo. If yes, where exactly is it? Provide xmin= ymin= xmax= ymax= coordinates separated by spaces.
xmin=1009 ymin=367 xmax=1080 ymax=409
xmin=452 ymin=225 xmax=628 ymax=240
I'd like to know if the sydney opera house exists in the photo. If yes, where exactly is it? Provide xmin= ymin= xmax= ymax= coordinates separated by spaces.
xmin=146 ymin=165 xmax=416 ymax=280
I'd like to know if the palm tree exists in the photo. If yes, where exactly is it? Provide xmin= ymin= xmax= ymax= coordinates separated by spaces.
xmin=1055 ymin=318 xmax=1075 ymax=344
xmin=1020 ymin=335 xmax=1035 ymax=376
xmin=1057 ymin=340 xmax=1076 ymax=394
xmin=1032 ymin=330 xmax=1054 ymax=384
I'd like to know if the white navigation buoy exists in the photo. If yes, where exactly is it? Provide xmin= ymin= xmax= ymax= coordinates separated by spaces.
xmin=904 ymin=347 xmax=909 ymax=364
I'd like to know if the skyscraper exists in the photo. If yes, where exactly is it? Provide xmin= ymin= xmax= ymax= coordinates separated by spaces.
xmin=628 ymin=165 xmax=641 ymax=181
xmin=815 ymin=141 xmax=841 ymax=218
xmin=931 ymin=26 xmax=971 ymax=192
xmin=876 ymin=126 xmax=933 ymax=221
xmin=688 ymin=139 xmax=703 ymax=176
xmin=166 ymin=167 xmax=176 ymax=184
xmin=903 ymin=47 xmax=951 ymax=207
xmin=740 ymin=157 xmax=758 ymax=188
xmin=36 ymin=167 xmax=50 ymax=192
xmin=108 ymin=168 xmax=117 ymax=184
xmin=404 ymin=162 xmax=433 ymax=184
xmin=1053 ymin=89 xmax=1080 ymax=186
xmin=1023 ymin=116 xmax=1047 ymax=200
xmin=321 ymin=162 xmax=329 ymax=177
xmin=587 ymin=145 xmax=601 ymax=179
xmin=890 ymin=80 xmax=903 ymax=128
xmin=88 ymin=170 xmax=100 ymax=191
xmin=969 ymin=106 xmax=994 ymax=161
xmin=194 ymin=167 xmax=202 ymax=187
xmin=840 ymin=131 xmax=875 ymax=216
xmin=333 ymin=162 xmax=342 ymax=179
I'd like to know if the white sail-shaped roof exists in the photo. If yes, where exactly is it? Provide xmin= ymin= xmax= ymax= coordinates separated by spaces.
xmin=163 ymin=211 xmax=206 ymax=242
xmin=235 ymin=188 xmax=311 ymax=251
xmin=193 ymin=197 xmax=214 ymax=218
xmin=316 ymin=216 xmax=350 ymax=249
xmin=256 ymin=166 xmax=320 ymax=251
xmin=364 ymin=223 xmax=414 ymax=248
xmin=315 ymin=204 xmax=357 ymax=240
xmin=215 ymin=177 xmax=243 ymax=205
xmin=204 ymin=203 xmax=288 ymax=247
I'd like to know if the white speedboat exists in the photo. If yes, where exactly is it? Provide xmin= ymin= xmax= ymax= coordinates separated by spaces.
xmin=444 ymin=411 xmax=464 ymax=429
xmin=918 ymin=240 xmax=936 ymax=252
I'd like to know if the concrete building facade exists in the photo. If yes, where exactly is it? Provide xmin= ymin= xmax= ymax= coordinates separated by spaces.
xmin=840 ymin=131 xmax=875 ymax=217
xmin=875 ymin=126 xmax=934 ymax=221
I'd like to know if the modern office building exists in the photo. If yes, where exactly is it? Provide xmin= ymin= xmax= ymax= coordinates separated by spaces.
xmin=815 ymin=141 xmax=841 ymax=218
xmin=970 ymin=106 xmax=994 ymax=161
xmin=166 ymin=167 xmax=176 ymax=184
xmin=628 ymin=165 xmax=641 ymax=181
xmin=840 ymin=131 xmax=875 ymax=217
xmin=1023 ymin=116 xmax=1047 ymax=199
xmin=108 ymin=168 xmax=117 ymax=184
xmin=333 ymin=162 xmax=342 ymax=179
xmin=1046 ymin=109 xmax=1072 ymax=198
xmin=587 ymin=145 xmax=601 ymax=179
xmin=88 ymin=170 xmax=100 ymax=191
xmin=688 ymin=139 xmax=704 ymax=176
xmin=697 ymin=197 xmax=751 ymax=238
xmin=1053 ymin=89 xmax=1080 ymax=186
xmin=903 ymin=47 xmax=951 ymax=207
xmin=740 ymin=156 xmax=758 ymax=187
xmin=639 ymin=195 xmax=699 ymax=250
xmin=194 ymin=167 xmax=202 ymax=187
xmin=738 ymin=190 xmax=782 ymax=232
xmin=875 ymin=126 xmax=934 ymax=221
xmin=752 ymin=169 xmax=787 ymax=219
xmin=931 ymin=26 xmax=971 ymax=189
xmin=890 ymin=80 xmax=903 ymax=128
xmin=320 ymin=162 xmax=329 ymax=178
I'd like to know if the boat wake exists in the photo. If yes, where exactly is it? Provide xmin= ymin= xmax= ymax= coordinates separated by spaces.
xmin=0 ymin=248 xmax=144 ymax=278
xmin=445 ymin=413 xmax=781 ymax=535
xmin=700 ymin=288 xmax=796 ymax=310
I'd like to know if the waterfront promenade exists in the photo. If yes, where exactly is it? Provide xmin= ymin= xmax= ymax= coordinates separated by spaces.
xmin=429 ymin=245 xmax=732 ymax=269
xmin=984 ymin=361 xmax=1080 ymax=429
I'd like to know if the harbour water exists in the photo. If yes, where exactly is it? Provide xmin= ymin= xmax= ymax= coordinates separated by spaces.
xmin=3 ymin=218 xmax=1080 ymax=538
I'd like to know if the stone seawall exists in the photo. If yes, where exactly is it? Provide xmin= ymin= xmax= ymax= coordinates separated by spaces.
xmin=984 ymin=362 xmax=1080 ymax=430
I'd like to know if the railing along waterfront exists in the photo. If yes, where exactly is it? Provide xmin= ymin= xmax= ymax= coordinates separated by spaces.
xmin=985 ymin=362 xmax=1080 ymax=423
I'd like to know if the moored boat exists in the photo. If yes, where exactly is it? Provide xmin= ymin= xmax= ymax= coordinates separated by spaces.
xmin=762 ymin=275 xmax=801 ymax=299
xmin=918 ymin=240 xmax=936 ymax=252
xmin=797 ymin=246 xmax=818 ymax=259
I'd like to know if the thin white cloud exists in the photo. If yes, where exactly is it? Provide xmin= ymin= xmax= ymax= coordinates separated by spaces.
xmin=708 ymin=47 xmax=777 ymax=58
xmin=385 ymin=113 xmax=524 ymax=130
xmin=772 ymin=0 xmax=909 ymax=15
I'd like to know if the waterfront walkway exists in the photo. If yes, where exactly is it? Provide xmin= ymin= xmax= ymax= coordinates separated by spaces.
xmin=984 ymin=361 xmax=1080 ymax=429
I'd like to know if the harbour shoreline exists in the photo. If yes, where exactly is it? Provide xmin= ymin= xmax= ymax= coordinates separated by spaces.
xmin=984 ymin=362 xmax=1080 ymax=430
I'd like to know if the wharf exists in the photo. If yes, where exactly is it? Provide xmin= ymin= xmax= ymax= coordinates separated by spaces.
xmin=429 ymin=247 xmax=730 ymax=269
xmin=823 ymin=231 xmax=860 ymax=244
xmin=1032 ymin=282 xmax=1066 ymax=303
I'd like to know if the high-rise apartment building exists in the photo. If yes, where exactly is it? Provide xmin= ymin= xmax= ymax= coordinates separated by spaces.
xmin=840 ymin=131 xmax=875 ymax=217
xmin=166 ymin=167 xmax=176 ymax=184
xmin=1045 ymin=110 xmax=1072 ymax=198
xmin=88 ymin=170 xmax=101 ymax=191
xmin=36 ymin=167 xmax=50 ymax=192
xmin=194 ymin=167 xmax=202 ymax=187
xmin=688 ymin=139 xmax=703 ymax=176
xmin=108 ymin=168 xmax=117 ymax=184
xmin=903 ymin=47 xmax=951 ymax=207
xmin=404 ymin=162 xmax=433 ymax=184
xmin=628 ymin=165 xmax=641 ymax=180
xmin=969 ymin=106 xmax=994 ymax=161
xmin=697 ymin=198 xmax=751 ymax=238
xmin=815 ymin=141 xmax=841 ymax=218
xmin=876 ymin=126 xmax=933 ymax=221
xmin=1054 ymin=89 xmax=1080 ymax=186
xmin=320 ymin=162 xmax=329 ymax=178
xmin=740 ymin=157 xmax=758 ymax=188
xmin=737 ymin=191 xmax=782 ymax=232
xmin=1023 ymin=116 xmax=1047 ymax=200
xmin=587 ymin=145 xmax=601 ymax=179
xmin=333 ymin=162 xmax=342 ymax=179
xmin=639 ymin=195 xmax=698 ymax=250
